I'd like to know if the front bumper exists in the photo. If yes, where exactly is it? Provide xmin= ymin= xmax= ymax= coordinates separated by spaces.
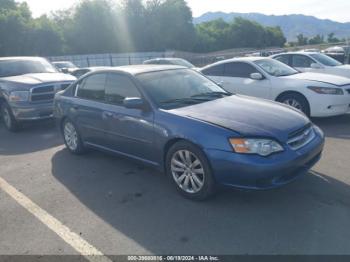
xmin=10 ymin=102 xmax=54 ymax=121
xmin=205 ymin=129 xmax=325 ymax=190
xmin=309 ymin=94 xmax=350 ymax=117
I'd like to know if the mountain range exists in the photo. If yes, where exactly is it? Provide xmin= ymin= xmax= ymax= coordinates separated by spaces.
xmin=193 ymin=12 xmax=350 ymax=41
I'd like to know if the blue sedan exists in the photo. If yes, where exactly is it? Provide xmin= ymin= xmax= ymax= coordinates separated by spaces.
xmin=54 ymin=65 xmax=325 ymax=200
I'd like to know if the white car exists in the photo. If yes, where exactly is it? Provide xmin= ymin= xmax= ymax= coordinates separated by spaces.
xmin=200 ymin=57 xmax=350 ymax=117
xmin=271 ymin=52 xmax=350 ymax=79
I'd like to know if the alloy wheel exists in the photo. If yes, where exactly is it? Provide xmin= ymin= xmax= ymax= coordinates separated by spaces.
xmin=64 ymin=122 xmax=78 ymax=151
xmin=283 ymin=98 xmax=302 ymax=111
xmin=171 ymin=150 xmax=205 ymax=194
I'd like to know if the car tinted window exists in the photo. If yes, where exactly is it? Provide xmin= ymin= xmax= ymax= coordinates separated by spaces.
xmin=105 ymin=73 xmax=141 ymax=105
xmin=310 ymin=53 xmax=342 ymax=67
xmin=292 ymin=55 xmax=314 ymax=68
xmin=202 ymin=64 xmax=225 ymax=76
xmin=274 ymin=55 xmax=290 ymax=65
xmin=77 ymin=73 xmax=106 ymax=101
xmin=224 ymin=62 xmax=258 ymax=78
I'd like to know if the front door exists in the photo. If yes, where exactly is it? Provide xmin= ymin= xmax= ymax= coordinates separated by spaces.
xmin=103 ymin=73 xmax=155 ymax=163
xmin=223 ymin=62 xmax=271 ymax=99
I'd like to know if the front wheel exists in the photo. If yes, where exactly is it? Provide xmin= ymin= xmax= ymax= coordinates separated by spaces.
xmin=1 ymin=103 xmax=19 ymax=132
xmin=277 ymin=93 xmax=310 ymax=117
xmin=62 ymin=119 xmax=85 ymax=154
xmin=166 ymin=141 xmax=216 ymax=201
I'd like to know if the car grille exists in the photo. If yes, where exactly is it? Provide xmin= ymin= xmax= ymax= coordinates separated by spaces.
xmin=287 ymin=124 xmax=315 ymax=150
xmin=30 ymin=83 xmax=72 ymax=102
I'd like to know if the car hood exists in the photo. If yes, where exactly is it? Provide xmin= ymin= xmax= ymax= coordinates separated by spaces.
xmin=169 ymin=95 xmax=310 ymax=142
xmin=1 ymin=73 xmax=76 ymax=85
xmin=282 ymin=72 xmax=350 ymax=86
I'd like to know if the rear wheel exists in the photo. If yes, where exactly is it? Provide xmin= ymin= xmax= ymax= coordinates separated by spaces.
xmin=1 ymin=103 xmax=19 ymax=132
xmin=166 ymin=141 xmax=216 ymax=201
xmin=62 ymin=119 xmax=85 ymax=154
xmin=277 ymin=93 xmax=310 ymax=117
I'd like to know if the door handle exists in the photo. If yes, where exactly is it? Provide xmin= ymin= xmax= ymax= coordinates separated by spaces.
xmin=103 ymin=111 xmax=113 ymax=118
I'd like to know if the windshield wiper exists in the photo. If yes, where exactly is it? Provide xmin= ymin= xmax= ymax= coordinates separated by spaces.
xmin=159 ymin=97 xmax=210 ymax=105
xmin=191 ymin=92 xmax=231 ymax=98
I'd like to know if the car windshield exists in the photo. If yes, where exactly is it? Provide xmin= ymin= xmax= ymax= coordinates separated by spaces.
xmin=309 ymin=53 xmax=342 ymax=67
xmin=137 ymin=69 xmax=231 ymax=109
xmin=54 ymin=62 xmax=76 ymax=69
xmin=254 ymin=59 xmax=299 ymax=77
xmin=0 ymin=59 xmax=58 ymax=77
xmin=172 ymin=59 xmax=195 ymax=68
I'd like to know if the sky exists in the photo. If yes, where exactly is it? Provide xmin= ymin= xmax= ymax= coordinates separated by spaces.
xmin=19 ymin=0 xmax=350 ymax=23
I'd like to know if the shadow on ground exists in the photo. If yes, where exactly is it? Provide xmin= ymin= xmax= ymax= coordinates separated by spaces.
xmin=51 ymin=148 xmax=350 ymax=254
xmin=0 ymin=120 xmax=62 ymax=155
xmin=313 ymin=114 xmax=350 ymax=140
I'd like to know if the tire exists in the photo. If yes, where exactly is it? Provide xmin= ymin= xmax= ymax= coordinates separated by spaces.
xmin=62 ymin=119 xmax=85 ymax=154
xmin=166 ymin=141 xmax=216 ymax=201
xmin=1 ymin=102 xmax=20 ymax=132
xmin=277 ymin=93 xmax=310 ymax=117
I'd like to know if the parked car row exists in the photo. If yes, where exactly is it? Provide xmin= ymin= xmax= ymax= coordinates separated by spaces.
xmin=0 ymin=53 xmax=346 ymax=200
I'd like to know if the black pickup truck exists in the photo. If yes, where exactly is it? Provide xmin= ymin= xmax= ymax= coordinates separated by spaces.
xmin=0 ymin=57 xmax=76 ymax=131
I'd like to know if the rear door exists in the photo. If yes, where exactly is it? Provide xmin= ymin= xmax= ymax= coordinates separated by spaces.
xmin=102 ymin=73 xmax=155 ymax=163
xmin=274 ymin=54 xmax=291 ymax=66
xmin=73 ymin=73 xmax=111 ymax=146
xmin=201 ymin=64 xmax=235 ymax=91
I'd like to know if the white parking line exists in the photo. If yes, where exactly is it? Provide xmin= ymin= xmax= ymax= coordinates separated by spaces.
xmin=0 ymin=176 xmax=112 ymax=262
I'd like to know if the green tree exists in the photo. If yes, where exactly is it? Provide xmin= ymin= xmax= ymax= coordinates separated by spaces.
xmin=0 ymin=0 xmax=31 ymax=55
xmin=327 ymin=32 xmax=340 ymax=43
xmin=308 ymin=34 xmax=324 ymax=45
xmin=63 ymin=0 xmax=119 ymax=54
xmin=296 ymin=34 xmax=308 ymax=46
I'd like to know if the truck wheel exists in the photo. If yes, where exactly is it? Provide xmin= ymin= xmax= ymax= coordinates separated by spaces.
xmin=1 ymin=103 xmax=19 ymax=132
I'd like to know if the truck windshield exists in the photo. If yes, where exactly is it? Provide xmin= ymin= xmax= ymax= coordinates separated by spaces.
xmin=0 ymin=59 xmax=58 ymax=78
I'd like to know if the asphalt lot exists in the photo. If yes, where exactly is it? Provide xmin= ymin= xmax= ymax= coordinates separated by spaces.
xmin=0 ymin=115 xmax=350 ymax=256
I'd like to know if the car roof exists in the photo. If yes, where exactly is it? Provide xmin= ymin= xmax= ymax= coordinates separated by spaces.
xmin=52 ymin=61 xmax=73 ymax=64
xmin=86 ymin=65 xmax=186 ymax=75
xmin=145 ymin=58 xmax=184 ymax=62
xmin=0 ymin=56 xmax=47 ymax=61
xmin=272 ymin=52 xmax=320 ymax=56
xmin=202 ymin=56 xmax=268 ymax=68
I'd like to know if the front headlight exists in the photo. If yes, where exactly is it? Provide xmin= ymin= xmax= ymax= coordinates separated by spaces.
xmin=229 ymin=138 xmax=284 ymax=156
xmin=308 ymin=86 xmax=344 ymax=95
xmin=9 ymin=91 xmax=30 ymax=102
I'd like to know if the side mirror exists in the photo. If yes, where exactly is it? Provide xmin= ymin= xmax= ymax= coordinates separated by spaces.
xmin=250 ymin=72 xmax=264 ymax=80
xmin=61 ymin=68 xmax=69 ymax=74
xmin=311 ymin=63 xmax=323 ymax=69
xmin=123 ymin=97 xmax=144 ymax=109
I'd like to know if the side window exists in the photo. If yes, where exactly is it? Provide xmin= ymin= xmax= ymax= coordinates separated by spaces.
xmin=105 ymin=73 xmax=141 ymax=105
xmin=275 ymin=55 xmax=290 ymax=65
xmin=292 ymin=55 xmax=313 ymax=68
xmin=202 ymin=64 xmax=225 ymax=76
xmin=77 ymin=73 xmax=106 ymax=101
xmin=224 ymin=62 xmax=258 ymax=78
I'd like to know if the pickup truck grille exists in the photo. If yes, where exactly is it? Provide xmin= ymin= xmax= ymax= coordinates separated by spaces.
xmin=287 ymin=124 xmax=315 ymax=150
xmin=30 ymin=83 xmax=72 ymax=102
